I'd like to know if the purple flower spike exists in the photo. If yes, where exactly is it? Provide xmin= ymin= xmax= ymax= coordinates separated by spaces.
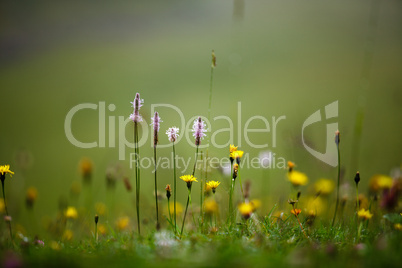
xmin=192 ymin=116 xmax=207 ymax=146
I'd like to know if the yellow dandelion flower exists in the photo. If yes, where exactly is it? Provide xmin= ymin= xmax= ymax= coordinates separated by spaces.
xmin=206 ymin=181 xmax=221 ymax=193
xmin=369 ymin=174 xmax=393 ymax=192
xmin=230 ymin=150 xmax=244 ymax=160
xmin=203 ymin=199 xmax=219 ymax=215
xmin=238 ymin=202 xmax=254 ymax=219
xmin=26 ymin=187 xmax=38 ymax=201
xmin=250 ymin=199 xmax=261 ymax=211
xmin=116 ymin=216 xmax=130 ymax=231
xmin=0 ymin=165 xmax=14 ymax=177
xmin=357 ymin=208 xmax=373 ymax=220
xmin=305 ymin=196 xmax=325 ymax=216
xmin=166 ymin=202 xmax=183 ymax=216
xmin=229 ymin=144 xmax=238 ymax=154
xmin=26 ymin=187 xmax=38 ymax=208
xmin=287 ymin=170 xmax=308 ymax=186
xmin=65 ymin=206 xmax=78 ymax=219
xmin=180 ymin=175 xmax=198 ymax=183
xmin=394 ymin=223 xmax=402 ymax=231
xmin=95 ymin=202 xmax=107 ymax=216
xmin=50 ymin=241 xmax=61 ymax=250
xmin=98 ymin=223 xmax=108 ymax=235
xmin=291 ymin=208 xmax=302 ymax=216
xmin=79 ymin=158 xmax=93 ymax=178
xmin=314 ymin=179 xmax=334 ymax=195
xmin=62 ymin=229 xmax=73 ymax=241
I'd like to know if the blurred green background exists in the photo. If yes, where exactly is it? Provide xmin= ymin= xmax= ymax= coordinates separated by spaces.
xmin=0 ymin=0 xmax=401 ymax=234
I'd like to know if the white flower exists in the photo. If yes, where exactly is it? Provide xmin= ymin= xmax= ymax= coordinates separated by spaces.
xmin=166 ymin=127 xmax=180 ymax=142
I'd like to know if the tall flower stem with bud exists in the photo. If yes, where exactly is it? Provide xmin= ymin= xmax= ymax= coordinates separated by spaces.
xmin=151 ymin=112 xmax=162 ymax=230
xmin=354 ymin=172 xmax=361 ymax=214
xmin=204 ymin=50 xmax=216 ymax=218
xmin=130 ymin=93 xmax=143 ymax=235
xmin=166 ymin=127 xmax=180 ymax=234
xmin=0 ymin=165 xmax=14 ymax=240
xmin=331 ymin=130 xmax=341 ymax=227
xmin=288 ymin=199 xmax=308 ymax=239
xmin=94 ymin=215 xmax=99 ymax=243
xmin=166 ymin=185 xmax=172 ymax=225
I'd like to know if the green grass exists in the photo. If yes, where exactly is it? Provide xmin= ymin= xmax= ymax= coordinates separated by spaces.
xmin=1 ymin=211 xmax=401 ymax=268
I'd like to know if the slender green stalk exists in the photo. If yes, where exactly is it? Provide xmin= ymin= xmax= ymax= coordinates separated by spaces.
xmin=229 ymin=179 xmax=233 ymax=224
xmin=192 ymin=146 xmax=199 ymax=176
xmin=200 ymin=152 xmax=204 ymax=217
xmin=357 ymin=221 xmax=363 ymax=242
xmin=173 ymin=142 xmax=177 ymax=234
xmin=356 ymin=186 xmax=360 ymax=213
xmin=154 ymin=145 xmax=159 ymax=230
xmin=331 ymin=142 xmax=341 ymax=227
xmin=205 ymin=51 xmax=215 ymax=221
xmin=167 ymin=198 xmax=172 ymax=224
xmin=238 ymin=166 xmax=244 ymax=199
xmin=95 ymin=222 xmax=98 ymax=243
xmin=181 ymin=188 xmax=192 ymax=237
xmin=134 ymin=123 xmax=141 ymax=235
xmin=1 ymin=179 xmax=12 ymax=240
xmin=228 ymin=161 xmax=233 ymax=224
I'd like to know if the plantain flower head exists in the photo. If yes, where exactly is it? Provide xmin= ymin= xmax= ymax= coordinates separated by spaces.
xmin=129 ymin=93 xmax=143 ymax=123
xmin=166 ymin=127 xmax=180 ymax=143
xmin=151 ymin=112 xmax=162 ymax=146
xmin=192 ymin=117 xmax=207 ymax=146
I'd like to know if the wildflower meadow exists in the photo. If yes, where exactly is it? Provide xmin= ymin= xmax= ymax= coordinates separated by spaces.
xmin=0 ymin=1 xmax=401 ymax=268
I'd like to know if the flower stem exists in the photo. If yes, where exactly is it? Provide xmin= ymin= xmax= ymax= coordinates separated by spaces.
xmin=181 ymin=188 xmax=192 ymax=237
xmin=331 ymin=143 xmax=341 ymax=227
xmin=295 ymin=215 xmax=308 ymax=239
xmin=192 ymin=146 xmax=199 ymax=176
xmin=173 ymin=142 xmax=177 ymax=235
xmin=238 ymin=166 xmax=244 ymax=200
xmin=356 ymin=185 xmax=360 ymax=214
xmin=134 ymin=122 xmax=141 ymax=235
xmin=1 ymin=179 xmax=12 ymax=240
xmin=154 ymin=145 xmax=159 ymax=230
xmin=95 ymin=222 xmax=98 ymax=243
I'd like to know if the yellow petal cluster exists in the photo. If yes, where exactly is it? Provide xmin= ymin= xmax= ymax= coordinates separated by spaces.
xmin=287 ymin=171 xmax=308 ymax=186
xmin=357 ymin=208 xmax=373 ymax=220
xmin=180 ymin=175 xmax=198 ymax=183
